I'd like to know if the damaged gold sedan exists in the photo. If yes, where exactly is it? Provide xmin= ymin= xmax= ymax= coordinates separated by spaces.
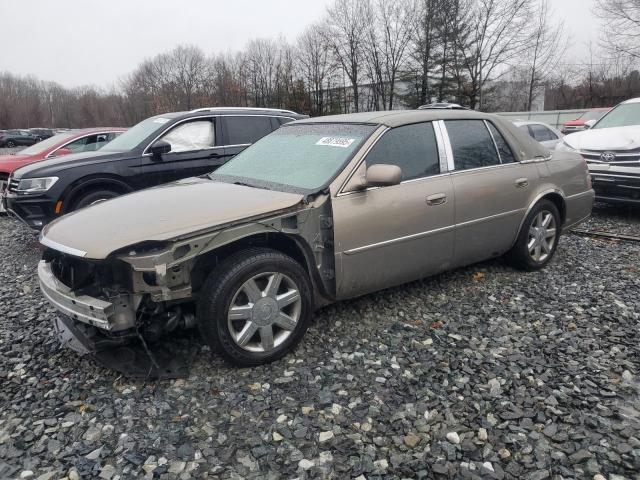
xmin=38 ymin=110 xmax=594 ymax=369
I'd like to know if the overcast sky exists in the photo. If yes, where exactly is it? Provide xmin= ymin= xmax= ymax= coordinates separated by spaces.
xmin=0 ymin=0 xmax=600 ymax=89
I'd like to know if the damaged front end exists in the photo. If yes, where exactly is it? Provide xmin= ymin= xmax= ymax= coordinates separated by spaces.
xmin=38 ymin=193 xmax=336 ymax=377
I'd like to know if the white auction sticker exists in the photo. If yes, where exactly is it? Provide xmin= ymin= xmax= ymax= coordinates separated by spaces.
xmin=153 ymin=118 xmax=170 ymax=124
xmin=316 ymin=137 xmax=355 ymax=148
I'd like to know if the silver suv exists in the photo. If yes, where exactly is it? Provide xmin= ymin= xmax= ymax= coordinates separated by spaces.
xmin=38 ymin=110 xmax=594 ymax=367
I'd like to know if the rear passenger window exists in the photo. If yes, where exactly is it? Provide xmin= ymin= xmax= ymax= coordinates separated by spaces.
xmin=365 ymin=122 xmax=440 ymax=181
xmin=224 ymin=116 xmax=273 ymax=145
xmin=487 ymin=122 xmax=516 ymax=163
xmin=446 ymin=120 xmax=501 ymax=170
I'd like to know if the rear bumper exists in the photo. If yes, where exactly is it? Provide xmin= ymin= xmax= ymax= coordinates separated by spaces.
xmin=563 ymin=189 xmax=595 ymax=230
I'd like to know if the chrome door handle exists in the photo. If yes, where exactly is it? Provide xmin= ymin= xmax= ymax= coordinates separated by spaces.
xmin=515 ymin=178 xmax=529 ymax=188
xmin=426 ymin=193 xmax=447 ymax=206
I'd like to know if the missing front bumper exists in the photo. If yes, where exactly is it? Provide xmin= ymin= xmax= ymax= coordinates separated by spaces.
xmin=54 ymin=314 xmax=192 ymax=379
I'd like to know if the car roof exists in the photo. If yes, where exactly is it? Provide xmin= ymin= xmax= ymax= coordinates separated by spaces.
xmin=175 ymin=107 xmax=307 ymax=119
xmin=295 ymin=109 xmax=489 ymax=127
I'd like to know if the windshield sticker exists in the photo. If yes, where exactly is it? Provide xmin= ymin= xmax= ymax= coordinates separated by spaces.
xmin=316 ymin=137 xmax=356 ymax=148
xmin=153 ymin=118 xmax=170 ymax=124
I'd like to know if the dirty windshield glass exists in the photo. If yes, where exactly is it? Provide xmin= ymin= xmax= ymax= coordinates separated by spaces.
xmin=213 ymin=123 xmax=376 ymax=190
xmin=594 ymin=103 xmax=640 ymax=129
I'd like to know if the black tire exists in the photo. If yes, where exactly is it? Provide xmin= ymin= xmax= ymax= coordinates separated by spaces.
xmin=6 ymin=140 xmax=16 ymax=148
xmin=72 ymin=189 xmax=120 ymax=211
xmin=197 ymin=248 xmax=313 ymax=367
xmin=506 ymin=199 xmax=561 ymax=271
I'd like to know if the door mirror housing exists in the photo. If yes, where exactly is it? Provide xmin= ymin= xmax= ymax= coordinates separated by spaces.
xmin=342 ymin=162 xmax=402 ymax=192
xmin=584 ymin=119 xmax=597 ymax=129
xmin=150 ymin=140 xmax=171 ymax=159
xmin=365 ymin=164 xmax=402 ymax=187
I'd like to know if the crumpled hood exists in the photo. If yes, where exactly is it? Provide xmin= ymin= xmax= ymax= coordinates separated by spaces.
xmin=0 ymin=154 xmax=36 ymax=174
xmin=564 ymin=125 xmax=640 ymax=151
xmin=41 ymin=177 xmax=304 ymax=259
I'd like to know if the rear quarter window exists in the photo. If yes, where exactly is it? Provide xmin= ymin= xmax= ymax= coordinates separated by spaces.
xmin=224 ymin=116 xmax=274 ymax=145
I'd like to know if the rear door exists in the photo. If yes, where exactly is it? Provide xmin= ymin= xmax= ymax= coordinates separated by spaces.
xmin=220 ymin=115 xmax=278 ymax=159
xmin=138 ymin=116 xmax=224 ymax=185
xmin=444 ymin=119 xmax=539 ymax=267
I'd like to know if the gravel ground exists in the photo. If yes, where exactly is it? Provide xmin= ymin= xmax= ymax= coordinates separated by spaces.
xmin=1 ymin=207 xmax=639 ymax=480
xmin=0 ymin=147 xmax=25 ymax=156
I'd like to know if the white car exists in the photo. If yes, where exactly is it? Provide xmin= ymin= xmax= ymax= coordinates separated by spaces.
xmin=513 ymin=121 xmax=563 ymax=150
xmin=556 ymin=98 xmax=640 ymax=205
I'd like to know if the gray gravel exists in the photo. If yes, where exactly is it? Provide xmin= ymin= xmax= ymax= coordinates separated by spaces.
xmin=1 ymin=207 xmax=639 ymax=480
xmin=0 ymin=147 xmax=25 ymax=156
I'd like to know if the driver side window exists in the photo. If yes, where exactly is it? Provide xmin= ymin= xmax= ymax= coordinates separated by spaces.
xmin=364 ymin=122 xmax=441 ymax=181
xmin=161 ymin=120 xmax=215 ymax=153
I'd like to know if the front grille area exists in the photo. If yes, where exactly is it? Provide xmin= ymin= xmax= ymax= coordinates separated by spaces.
xmin=581 ymin=150 xmax=640 ymax=166
xmin=43 ymin=248 xmax=132 ymax=298
xmin=7 ymin=177 xmax=19 ymax=193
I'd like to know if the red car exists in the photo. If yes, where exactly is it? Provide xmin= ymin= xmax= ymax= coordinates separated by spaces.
xmin=0 ymin=128 xmax=125 ymax=212
xmin=561 ymin=108 xmax=610 ymax=135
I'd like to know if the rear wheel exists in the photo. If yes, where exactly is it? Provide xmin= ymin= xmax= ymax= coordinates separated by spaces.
xmin=197 ymin=248 xmax=313 ymax=366
xmin=506 ymin=200 xmax=561 ymax=271
xmin=6 ymin=140 xmax=16 ymax=148
xmin=72 ymin=189 xmax=120 ymax=210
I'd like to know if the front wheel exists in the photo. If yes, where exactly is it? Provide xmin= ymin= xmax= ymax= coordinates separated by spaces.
xmin=506 ymin=200 xmax=561 ymax=271
xmin=72 ymin=189 xmax=120 ymax=211
xmin=6 ymin=140 xmax=16 ymax=148
xmin=197 ymin=248 xmax=313 ymax=366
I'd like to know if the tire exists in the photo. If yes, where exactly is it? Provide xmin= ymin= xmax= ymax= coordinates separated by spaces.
xmin=72 ymin=189 xmax=120 ymax=211
xmin=506 ymin=199 xmax=561 ymax=271
xmin=197 ymin=248 xmax=313 ymax=366
xmin=6 ymin=140 xmax=16 ymax=148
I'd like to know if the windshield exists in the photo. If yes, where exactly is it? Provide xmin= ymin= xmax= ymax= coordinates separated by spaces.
xmin=594 ymin=103 xmax=640 ymax=129
xmin=213 ymin=123 xmax=377 ymax=191
xmin=580 ymin=110 xmax=607 ymax=121
xmin=17 ymin=133 xmax=76 ymax=155
xmin=100 ymin=115 xmax=170 ymax=152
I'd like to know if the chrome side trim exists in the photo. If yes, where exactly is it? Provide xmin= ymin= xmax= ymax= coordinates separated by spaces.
xmin=456 ymin=208 xmax=524 ymax=229
xmin=344 ymin=224 xmax=456 ymax=255
xmin=521 ymin=156 xmax=552 ymax=164
xmin=40 ymin=235 xmax=87 ymax=257
xmin=438 ymin=120 xmax=455 ymax=171
xmin=343 ymin=208 xmax=523 ymax=256
xmin=432 ymin=121 xmax=450 ymax=173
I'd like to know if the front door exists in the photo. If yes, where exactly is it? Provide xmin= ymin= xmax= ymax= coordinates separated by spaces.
xmin=332 ymin=122 xmax=455 ymax=299
xmin=139 ymin=117 xmax=227 ymax=185
xmin=444 ymin=119 xmax=539 ymax=267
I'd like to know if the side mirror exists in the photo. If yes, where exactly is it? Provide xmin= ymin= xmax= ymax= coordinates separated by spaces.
xmin=365 ymin=164 xmax=402 ymax=187
xmin=584 ymin=119 xmax=597 ymax=129
xmin=150 ymin=140 xmax=171 ymax=159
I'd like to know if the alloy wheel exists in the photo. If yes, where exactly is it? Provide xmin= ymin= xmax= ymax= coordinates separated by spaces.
xmin=527 ymin=210 xmax=557 ymax=262
xmin=227 ymin=272 xmax=301 ymax=353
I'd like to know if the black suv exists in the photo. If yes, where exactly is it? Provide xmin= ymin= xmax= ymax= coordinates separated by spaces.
xmin=30 ymin=128 xmax=56 ymax=141
xmin=3 ymin=108 xmax=307 ymax=229
xmin=0 ymin=129 xmax=39 ymax=147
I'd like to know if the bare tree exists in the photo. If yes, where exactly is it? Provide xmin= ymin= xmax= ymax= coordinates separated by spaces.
xmin=325 ymin=0 xmax=373 ymax=112
xmin=523 ymin=0 xmax=566 ymax=110
xmin=297 ymin=24 xmax=337 ymax=115
xmin=594 ymin=0 xmax=640 ymax=59
xmin=456 ymin=0 xmax=534 ymax=109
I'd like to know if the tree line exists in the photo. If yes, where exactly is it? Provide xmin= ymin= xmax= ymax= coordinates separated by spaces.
xmin=1 ymin=0 xmax=638 ymax=129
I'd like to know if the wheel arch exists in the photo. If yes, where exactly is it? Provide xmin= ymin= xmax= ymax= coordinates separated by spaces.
xmin=511 ymin=189 xmax=566 ymax=249
xmin=61 ymin=175 xmax=134 ymax=213
xmin=190 ymin=231 xmax=332 ymax=306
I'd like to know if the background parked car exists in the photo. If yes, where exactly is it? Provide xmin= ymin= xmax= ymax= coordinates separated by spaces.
xmin=29 ymin=128 xmax=55 ymax=141
xmin=557 ymin=97 xmax=640 ymax=205
xmin=0 ymin=128 xmax=125 ymax=213
xmin=0 ymin=129 xmax=39 ymax=147
xmin=561 ymin=108 xmax=610 ymax=134
xmin=3 ymin=107 xmax=307 ymax=229
xmin=418 ymin=102 xmax=469 ymax=110
xmin=514 ymin=120 xmax=564 ymax=149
